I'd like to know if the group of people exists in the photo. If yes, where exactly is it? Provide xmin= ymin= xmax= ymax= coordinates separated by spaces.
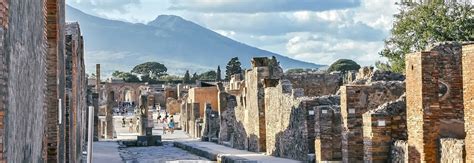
xmin=158 ymin=114 xmax=175 ymax=134
xmin=122 ymin=117 xmax=140 ymax=133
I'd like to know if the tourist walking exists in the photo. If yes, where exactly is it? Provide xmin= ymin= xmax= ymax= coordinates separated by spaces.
xmin=128 ymin=119 xmax=133 ymax=133
xmin=168 ymin=118 xmax=175 ymax=134
xmin=162 ymin=117 xmax=168 ymax=134
xmin=122 ymin=118 xmax=126 ymax=128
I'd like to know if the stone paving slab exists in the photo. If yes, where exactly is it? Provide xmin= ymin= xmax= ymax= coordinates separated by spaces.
xmin=174 ymin=140 xmax=301 ymax=163
xmin=92 ymin=141 xmax=123 ymax=163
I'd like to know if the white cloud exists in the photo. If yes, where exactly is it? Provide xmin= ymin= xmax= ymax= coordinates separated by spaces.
xmin=285 ymin=33 xmax=384 ymax=66
xmin=169 ymin=0 xmax=361 ymax=13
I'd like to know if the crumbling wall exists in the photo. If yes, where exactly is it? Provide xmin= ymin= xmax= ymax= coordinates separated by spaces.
xmin=340 ymin=81 xmax=405 ymax=162
xmin=406 ymin=43 xmax=465 ymax=162
xmin=312 ymin=96 xmax=342 ymax=162
xmin=463 ymin=44 xmax=474 ymax=162
xmin=201 ymin=103 xmax=219 ymax=142
xmin=264 ymin=80 xmax=307 ymax=161
xmin=283 ymin=72 xmax=342 ymax=96
xmin=390 ymin=140 xmax=408 ymax=163
xmin=363 ymin=95 xmax=407 ymax=162
xmin=2 ymin=0 xmax=49 ymax=162
xmin=439 ymin=138 xmax=464 ymax=163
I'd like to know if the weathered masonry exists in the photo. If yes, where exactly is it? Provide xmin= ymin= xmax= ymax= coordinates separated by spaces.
xmin=0 ymin=0 xmax=88 ymax=162
xmin=406 ymin=43 xmax=467 ymax=162
xmin=464 ymin=44 xmax=474 ymax=162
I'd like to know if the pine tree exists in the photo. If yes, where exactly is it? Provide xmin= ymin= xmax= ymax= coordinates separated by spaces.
xmin=183 ymin=70 xmax=191 ymax=84
xmin=216 ymin=66 xmax=222 ymax=81
xmin=225 ymin=57 xmax=242 ymax=80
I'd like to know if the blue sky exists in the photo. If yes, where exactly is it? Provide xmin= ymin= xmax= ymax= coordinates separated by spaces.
xmin=66 ymin=0 xmax=399 ymax=66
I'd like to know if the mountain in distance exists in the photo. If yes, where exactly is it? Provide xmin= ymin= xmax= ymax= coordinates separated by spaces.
xmin=65 ymin=5 xmax=323 ymax=76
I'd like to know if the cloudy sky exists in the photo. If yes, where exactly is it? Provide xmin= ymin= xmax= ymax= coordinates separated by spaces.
xmin=66 ymin=0 xmax=399 ymax=66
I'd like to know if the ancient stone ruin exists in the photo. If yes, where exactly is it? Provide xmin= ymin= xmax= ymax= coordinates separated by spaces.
xmin=176 ymin=42 xmax=473 ymax=162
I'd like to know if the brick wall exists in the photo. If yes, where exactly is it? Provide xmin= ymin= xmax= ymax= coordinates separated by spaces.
xmin=362 ymin=95 xmax=406 ymax=162
xmin=340 ymin=82 xmax=405 ymax=162
xmin=283 ymin=72 xmax=342 ymax=97
xmin=312 ymin=100 xmax=342 ymax=162
xmin=406 ymin=43 xmax=465 ymax=162
xmin=463 ymin=44 xmax=474 ymax=162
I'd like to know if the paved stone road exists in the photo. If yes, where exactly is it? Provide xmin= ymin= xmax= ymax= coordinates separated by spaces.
xmin=93 ymin=112 xmax=211 ymax=163
xmin=120 ymin=141 xmax=213 ymax=163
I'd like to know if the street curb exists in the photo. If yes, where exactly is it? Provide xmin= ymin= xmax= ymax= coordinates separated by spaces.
xmin=173 ymin=141 xmax=257 ymax=163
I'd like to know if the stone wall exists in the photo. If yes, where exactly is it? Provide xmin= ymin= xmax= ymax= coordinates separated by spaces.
xmin=283 ymin=72 xmax=342 ymax=97
xmin=312 ymin=97 xmax=342 ymax=162
xmin=406 ymin=43 xmax=465 ymax=162
xmin=264 ymin=80 xmax=307 ymax=161
xmin=166 ymin=97 xmax=181 ymax=115
xmin=187 ymin=86 xmax=218 ymax=117
xmin=463 ymin=44 xmax=474 ymax=162
xmin=201 ymin=103 xmax=219 ymax=142
xmin=2 ymin=0 xmax=48 ymax=162
xmin=66 ymin=22 xmax=86 ymax=162
xmin=340 ymin=81 xmax=405 ymax=162
xmin=363 ymin=95 xmax=407 ymax=162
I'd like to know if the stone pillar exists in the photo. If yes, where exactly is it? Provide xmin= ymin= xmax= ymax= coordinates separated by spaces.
xmin=362 ymin=96 xmax=407 ymax=162
xmin=96 ymin=64 xmax=100 ymax=93
xmin=340 ymin=83 xmax=404 ymax=162
xmin=44 ymin=0 xmax=64 ymax=161
xmin=406 ymin=43 xmax=465 ymax=162
xmin=0 ymin=1 xmax=7 ymax=162
xmin=139 ymin=95 xmax=147 ymax=136
xmin=314 ymin=105 xmax=342 ymax=162
xmin=463 ymin=44 xmax=474 ymax=162
xmin=92 ymin=93 xmax=99 ymax=141
xmin=106 ymin=91 xmax=115 ymax=139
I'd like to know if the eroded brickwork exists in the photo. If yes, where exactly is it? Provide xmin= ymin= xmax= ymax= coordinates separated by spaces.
xmin=283 ymin=72 xmax=342 ymax=97
xmin=363 ymin=95 xmax=407 ymax=162
xmin=406 ymin=43 xmax=465 ymax=162
xmin=463 ymin=44 xmax=474 ymax=162
xmin=340 ymin=82 xmax=405 ymax=162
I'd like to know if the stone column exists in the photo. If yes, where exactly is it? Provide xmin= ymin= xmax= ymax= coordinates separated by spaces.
xmin=92 ymin=93 xmax=99 ymax=141
xmin=463 ymin=44 xmax=474 ymax=162
xmin=106 ymin=91 xmax=114 ymax=139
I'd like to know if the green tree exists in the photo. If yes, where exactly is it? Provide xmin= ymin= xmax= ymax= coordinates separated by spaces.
xmin=131 ymin=62 xmax=168 ymax=79
xmin=216 ymin=66 xmax=222 ymax=81
xmin=286 ymin=68 xmax=308 ymax=73
xmin=198 ymin=70 xmax=217 ymax=81
xmin=380 ymin=2 xmax=473 ymax=73
xmin=225 ymin=57 xmax=242 ymax=80
xmin=183 ymin=70 xmax=191 ymax=84
xmin=111 ymin=70 xmax=140 ymax=82
xmin=375 ymin=61 xmax=392 ymax=72
xmin=327 ymin=59 xmax=361 ymax=72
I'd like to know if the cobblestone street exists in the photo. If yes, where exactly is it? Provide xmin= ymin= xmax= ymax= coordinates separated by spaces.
xmin=120 ymin=141 xmax=212 ymax=163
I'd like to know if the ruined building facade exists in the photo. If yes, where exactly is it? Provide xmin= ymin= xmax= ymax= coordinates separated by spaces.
xmin=0 ymin=0 xmax=88 ymax=162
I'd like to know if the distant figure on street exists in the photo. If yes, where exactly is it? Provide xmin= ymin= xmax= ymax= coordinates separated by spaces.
xmin=128 ymin=119 xmax=133 ymax=132
xmin=162 ymin=117 xmax=168 ymax=134
xmin=136 ymin=118 xmax=140 ymax=133
xmin=122 ymin=118 xmax=126 ymax=127
xmin=168 ymin=119 xmax=175 ymax=134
